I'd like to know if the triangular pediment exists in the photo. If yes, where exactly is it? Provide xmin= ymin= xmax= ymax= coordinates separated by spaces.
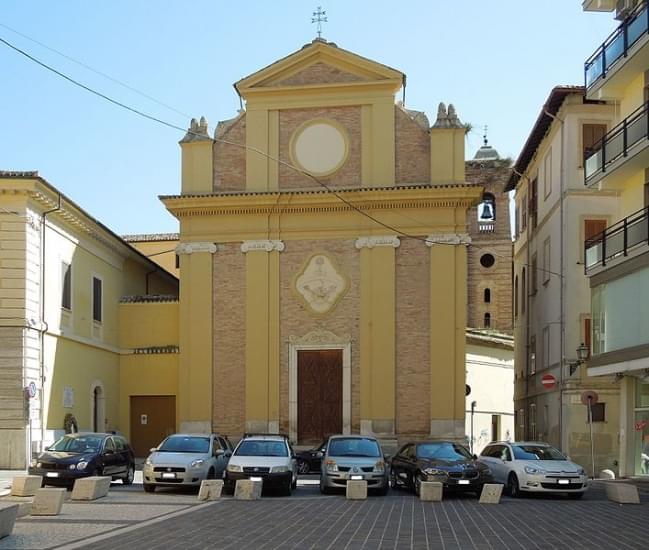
xmin=235 ymin=40 xmax=403 ymax=97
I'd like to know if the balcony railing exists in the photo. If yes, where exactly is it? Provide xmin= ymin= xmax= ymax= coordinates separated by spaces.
xmin=585 ymin=0 xmax=649 ymax=89
xmin=584 ymin=100 xmax=649 ymax=182
xmin=585 ymin=205 xmax=649 ymax=273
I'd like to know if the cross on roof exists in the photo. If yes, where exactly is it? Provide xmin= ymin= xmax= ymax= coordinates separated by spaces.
xmin=312 ymin=6 xmax=327 ymax=39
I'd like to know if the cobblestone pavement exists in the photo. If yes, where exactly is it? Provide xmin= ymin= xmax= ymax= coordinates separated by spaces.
xmin=48 ymin=481 xmax=649 ymax=550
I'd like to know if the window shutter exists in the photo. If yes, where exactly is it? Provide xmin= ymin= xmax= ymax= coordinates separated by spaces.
xmin=584 ymin=219 xmax=607 ymax=242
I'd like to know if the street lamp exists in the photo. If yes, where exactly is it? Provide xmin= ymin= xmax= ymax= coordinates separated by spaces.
xmin=569 ymin=342 xmax=589 ymax=376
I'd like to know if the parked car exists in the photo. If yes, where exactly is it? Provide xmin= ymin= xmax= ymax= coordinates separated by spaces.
xmin=320 ymin=435 xmax=388 ymax=495
xmin=29 ymin=432 xmax=135 ymax=487
xmin=479 ymin=441 xmax=588 ymax=498
xmin=224 ymin=434 xmax=298 ymax=496
xmin=390 ymin=440 xmax=492 ymax=496
xmin=143 ymin=433 xmax=233 ymax=492
xmin=295 ymin=439 xmax=328 ymax=474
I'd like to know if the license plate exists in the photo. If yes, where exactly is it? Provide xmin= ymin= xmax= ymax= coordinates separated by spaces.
xmin=161 ymin=473 xmax=176 ymax=479
xmin=458 ymin=480 xmax=470 ymax=485
xmin=558 ymin=479 xmax=570 ymax=485
xmin=350 ymin=475 xmax=363 ymax=480
xmin=250 ymin=476 xmax=262 ymax=482
xmin=45 ymin=472 xmax=59 ymax=478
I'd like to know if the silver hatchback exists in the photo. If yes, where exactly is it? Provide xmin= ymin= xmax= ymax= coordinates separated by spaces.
xmin=143 ymin=433 xmax=232 ymax=492
xmin=320 ymin=435 xmax=388 ymax=495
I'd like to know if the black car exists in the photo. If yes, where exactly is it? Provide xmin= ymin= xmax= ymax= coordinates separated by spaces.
xmin=29 ymin=433 xmax=135 ymax=487
xmin=295 ymin=439 xmax=328 ymax=474
xmin=390 ymin=441 xmax=492 ymax=496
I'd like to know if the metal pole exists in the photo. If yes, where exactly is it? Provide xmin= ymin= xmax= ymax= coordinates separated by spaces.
xmin=471 ymin=401 xmax=477 ymax=454
xmin=588 ymin=397 xmax=596 ymax=479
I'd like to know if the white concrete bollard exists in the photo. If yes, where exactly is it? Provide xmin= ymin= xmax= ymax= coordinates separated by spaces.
xmin=479 ymin=483 xmax=503 ymax=504
xmin=71 ymin=476 xmax=111 ymax=501
xmin=11 ymin=475 xmax=42 ymax=497
xmin=605 ymin=482 xmax=640 ymax=504
xmin=234 ymin=479 xmax=262 ymax=500
xmin=419 ymin=481 xmax=443 ymax=502
xmin=599 ymin=469 xmax=615 ymax=480
xmin=198 ymin=479 xmax=223 ymax=501
xmin=346 ymin=480 xmax=367 ymax=500
xmin=0 ymin=503 xmax=19 ymax=540
xmin=32 ymin=488 xmax=66 ymax=515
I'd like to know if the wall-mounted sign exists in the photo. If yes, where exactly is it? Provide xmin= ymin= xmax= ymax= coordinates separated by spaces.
xmin=541 ymin=374 xmax=556 ymax=390
xmin=26 ymin=382 xmax=37 ymax=399
xmin=140 ymin=414 xmax=148 ymax=425
xmin=63 ymin=386 xmax=74 ymax=408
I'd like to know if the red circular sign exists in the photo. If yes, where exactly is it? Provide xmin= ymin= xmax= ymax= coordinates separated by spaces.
xmin=541 ymin=374 xmax=556 ymax=389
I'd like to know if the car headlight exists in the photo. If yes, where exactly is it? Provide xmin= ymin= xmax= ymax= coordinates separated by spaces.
xmin=144 ymin=457 xmax=153 ymax=466
xmin=524 ymin=466 xmax=546 ymax=474
xmin=76 ymin=461 xmax=89 ymax=470
xmin=36 ymin=462 xmax=42 ymax=469
xmin=189 ymin=459 xmax=205 ymax=469
xmin=271 ymin=465 xmax=288 ymax=473
xmin=374 ymin=461 xmax=385 ymax=473
xmin=30 ymin=459 xmax=38 ymax=468
xmin=325 ymin=460 xmax=338 ymax=473
xmin=227 ymin=464 xmax=242 ymax=472
xmin=68 ymin=464 xmax=76 ymax=470
xmin=423 ymin=468 xmax=448 ymax=477
xmin=577 ymin=468 xmax=586 ymax=476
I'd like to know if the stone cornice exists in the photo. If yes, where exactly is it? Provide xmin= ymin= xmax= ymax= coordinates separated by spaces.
xmin=161 ymin=186 xmax=482 ymax=218
xmin=425 ymin=233 xmax=472 ymax=246
xmin=240 ymin=240 xmax=285 ymax=253
xmin=355 ymin=235 xmax=400 ymax=249
xmin=175 ymin=242 xmax=218 ymax=255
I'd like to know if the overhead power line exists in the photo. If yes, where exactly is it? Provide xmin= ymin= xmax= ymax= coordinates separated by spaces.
xmin=0 ymin=33 xmax=560 ymax=279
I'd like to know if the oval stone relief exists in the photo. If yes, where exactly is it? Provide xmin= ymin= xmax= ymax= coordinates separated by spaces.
xmin=294 ymin=253 xmax=348 ymax=315
xmin=291 ymin=120 xmax=348 ymax=177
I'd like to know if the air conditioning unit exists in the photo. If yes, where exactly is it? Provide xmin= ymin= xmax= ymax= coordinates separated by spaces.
xmin=615 ymin=0 xmax=637 ymax=20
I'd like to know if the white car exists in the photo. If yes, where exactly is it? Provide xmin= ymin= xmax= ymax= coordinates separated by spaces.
xmin=225 ymin=434 xmax=298 ymax=496
xmin=479 ymin=441 xmax=588 ymax=499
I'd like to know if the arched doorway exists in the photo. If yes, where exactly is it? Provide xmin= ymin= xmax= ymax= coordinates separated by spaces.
xmin=90 ymin=382 xmax=105 ymax=433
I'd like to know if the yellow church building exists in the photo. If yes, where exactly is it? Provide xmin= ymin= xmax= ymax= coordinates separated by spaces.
xmin=161 ymin=39 xmax=482 ymax=445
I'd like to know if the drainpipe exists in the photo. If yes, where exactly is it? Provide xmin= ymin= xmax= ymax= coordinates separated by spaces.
xmin=38 ymin=194 xmax=62 ymax=456
xmin=543 ymin=106 xmax=566 ymax=453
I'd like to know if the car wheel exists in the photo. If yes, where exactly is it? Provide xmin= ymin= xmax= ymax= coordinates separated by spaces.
xmin=319 ymin=479 xmax=332 ymax=495
xmin=389 ymin=469 xmax=399 ymax=490
xmin=207 ymin=467 xmax=215 ymax=480
xmin=143 ymin=483 xmax=155 ymax=493
xmin=122 ymin=464 xmax=135 ymax=485
xmin=282 ymin=479 xmax=292 ymax=497
xmin=297 ymin=459 xmax=310 ymax=475
xmin=567 ymin=492 xmax=584 ymax=500
xmin=508 ymin=473 xmax=520 ymax=498
xmin=291 ymin=476 xmax=297 ymax=490
xmin=414 ymin=475 xmax=422 ymax=497
xmin=223 ymin=481 xmax=234 ymax=495
xmin=377 ymin=483 xmax=389 ymax=496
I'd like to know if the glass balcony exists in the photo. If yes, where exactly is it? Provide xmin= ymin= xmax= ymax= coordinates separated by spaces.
xmin=584 ymin=101 xmax=649 ymax=183
xmin=585 ymin=206 xmax=649 ymax=273
xmin=585 ymin=1 xmax=649 ymax=89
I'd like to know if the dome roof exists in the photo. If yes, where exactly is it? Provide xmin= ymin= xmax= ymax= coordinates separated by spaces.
xmin=473 ymin=143 xmax=500 ymax=161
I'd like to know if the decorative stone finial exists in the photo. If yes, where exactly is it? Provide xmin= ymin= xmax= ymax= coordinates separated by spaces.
xmin=180 ymin=116 xmax=211 ymax=144
xmin=433 ymin=102 xmax=464 ymax=129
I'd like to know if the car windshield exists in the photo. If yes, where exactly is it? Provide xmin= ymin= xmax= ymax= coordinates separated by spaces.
xmin=157 ymin=436 xmax=210 ymax=453
xmin=235 ymin=440 xmax=288 ymax=457
xmin=328 ymin=438 xmax=381 ymax=458
xmin=417 ymin=442 xmax=472 ymax=460
xmin=512 ymin=445 xmax=566 ymax=461
xmin=49 ymin=435 xmax=104 ymax=453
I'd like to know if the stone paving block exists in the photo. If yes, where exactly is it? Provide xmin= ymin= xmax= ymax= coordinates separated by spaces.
xmin=71 ymin=476 xmax=111 ymax=501
xmin=32 ymin=487 xmax=66 ymax=515
xmin=198 ymin=479 xmax=223 ymax=501
xmin=0 ymin=503 xmax=19 ymax=539
xmin=605 ymin=482 xmax=640 ymax=504
xmin=11 ymin=475 xmax=42 ymax=497
xmin=479 ymin=483 xmax=503 ymax=504
xmin=234 ymin=479 xmax=262 ymax=500
xmin=346 ymin=480 xmax=367 ymax=500
xmin=419 ymin=481 xmax=443 ymax=502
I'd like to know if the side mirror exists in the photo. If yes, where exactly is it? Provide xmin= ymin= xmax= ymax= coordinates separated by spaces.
xmin=214 ymin=449 xmax=225 ymax=457
xmin=149 ymin=447 xmax=157 ymax=453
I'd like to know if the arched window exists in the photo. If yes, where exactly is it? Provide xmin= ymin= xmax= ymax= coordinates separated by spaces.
xmin=521 ymin=268 xmax=526 ymax=314
xmin=484 ymin=312 xmax=491 ymax=328
xmin=514 ymin=275 xmax=519 ymax=317
xmin=478 ymin=192 xmax=496 ymax=221
xmin=484 ymin=288 xmax=491 ymax=303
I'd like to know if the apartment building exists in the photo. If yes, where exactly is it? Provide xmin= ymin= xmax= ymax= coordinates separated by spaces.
xmin=582 ymin=0 xmax=649 ymax=477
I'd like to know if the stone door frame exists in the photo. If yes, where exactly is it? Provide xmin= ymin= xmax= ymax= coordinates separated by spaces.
xmin=288 ymin=330 xmax=351 ymax=443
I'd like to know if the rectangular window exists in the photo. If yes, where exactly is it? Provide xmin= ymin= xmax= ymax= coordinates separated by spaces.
xmin=531 ymin=254 xmax=538 ymax=294
xmin=175 ymin=254 xmax=180 ymax=269
xmin=589 ymin=402 xmax=606 ymax=423
xmin=543 ymin=237 xmax=551 ymax=284
xmin=61 ymin=262 xmax=71 ymax=310
xmin=582 ymin=123 xmax=607 ymax=160
xmin=521 ymin=195 xmax=527 ymax=230
xmin=544 ymin=149 xmax=553 ymax=199
xmin=542 ymin=326 xmax=550 ymax=369
xmin=521 ymin=269 xmax=526 ymax=315
xmin=529 ymin=335 xmax=536 ymax=375
xmin=529 ymin=404 xmax=537 ymax=440
xmin=514 ymin=205 xmax=520 ymax=238
xmin=491 ymin=415 xmax=500 ymax=442
xmin=530 ymin=178 xmax=538 ymax=229
xmin=584 ymin=317 xmax=592 ymax=359
xmin=92 ymin=276 xmax=102 ymax=323
xmin=584 ymin=219 xmax=606 ymax=246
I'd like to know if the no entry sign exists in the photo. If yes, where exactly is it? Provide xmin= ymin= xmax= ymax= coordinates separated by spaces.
xmin=541 ymin=374 xmax=556 ymax=389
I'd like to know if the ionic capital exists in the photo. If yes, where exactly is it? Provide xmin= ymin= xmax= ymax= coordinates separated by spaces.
xmin=240 ymin=240 xmax=285 ymax=253
xmin=354 ymin=235 xmax=400 ymax=250
xmin=175 ymin=242 xmax=218 ymax=255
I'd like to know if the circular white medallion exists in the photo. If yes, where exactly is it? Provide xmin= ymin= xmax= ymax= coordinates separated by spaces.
xmin=291 ymin=120 xmax=349 ymax=177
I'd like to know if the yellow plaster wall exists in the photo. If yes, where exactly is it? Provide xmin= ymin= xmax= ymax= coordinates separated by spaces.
xmin=181 ymin=141 xmax=213 ymax=194
xmin=119 ymin=302 xmax=179 ymax=349
xmin=619 ymin=171 xmax=645 ymax=216
xmin=126 ymin=240 xmax=179 ymax=278
xmin=619 ymin=73 xmax=644 ymax=120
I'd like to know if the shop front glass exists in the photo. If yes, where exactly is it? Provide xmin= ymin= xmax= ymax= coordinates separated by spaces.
xmin=634 ymin=380 xmax=649 ymax=476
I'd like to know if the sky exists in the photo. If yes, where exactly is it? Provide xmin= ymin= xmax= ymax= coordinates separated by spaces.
xmin=0 ymin=1 xmax=616 ymax=235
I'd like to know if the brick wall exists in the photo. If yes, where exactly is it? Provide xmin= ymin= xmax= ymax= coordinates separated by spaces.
xmin=213 ymin=115 xmax=246 ymax=192
xmin=395 ymin=107 xmax=430 ymax=184
xmin=395 ymin=238 xmax=430 ymax=436
xmin=212 ymin=243 xmax=246 ymax=435
xmin=279 ymin=107 xmax=362 ymax=190
xmin=274 ymin=62 xmax=365 ymax=87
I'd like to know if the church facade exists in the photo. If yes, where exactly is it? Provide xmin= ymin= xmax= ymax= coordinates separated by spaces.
xmin=162 ymin=40 xmax=482 ymax=444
